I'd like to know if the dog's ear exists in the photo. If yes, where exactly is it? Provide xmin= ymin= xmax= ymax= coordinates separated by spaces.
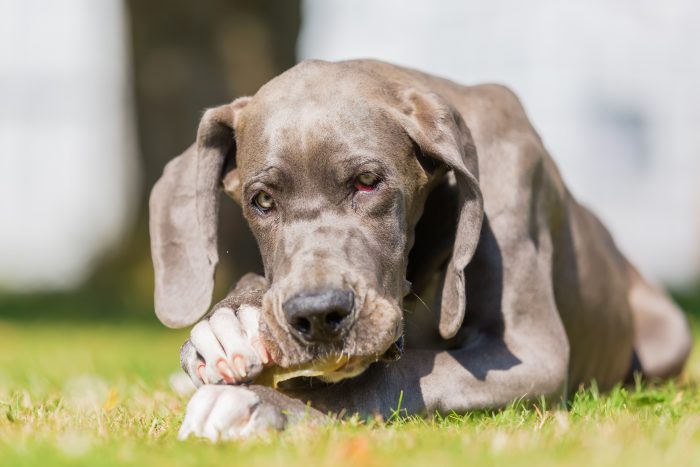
xmin=394 ymin=90 xmax=484 ymax=339
xmin=149 ymin=97 xmax=251 ymax=328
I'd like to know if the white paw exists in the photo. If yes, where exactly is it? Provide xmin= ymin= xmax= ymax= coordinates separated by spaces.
xmin=178 ymin=385 xmax=286 ymax=442
xmin=183 ymin=305 xmax=271 ymax=386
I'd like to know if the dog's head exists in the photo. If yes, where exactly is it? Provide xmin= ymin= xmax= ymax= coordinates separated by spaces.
xmin=150 ymin=60 xmax=483 ymax=380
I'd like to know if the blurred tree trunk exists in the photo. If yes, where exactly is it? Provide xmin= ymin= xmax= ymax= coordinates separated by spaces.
xmin=97 ymin=0 xmax=300 ymax=315
xmin=128 ymin=0 xmax=299 ymax=191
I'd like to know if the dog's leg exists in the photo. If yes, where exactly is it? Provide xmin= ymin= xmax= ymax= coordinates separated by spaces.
xmin=627 ymin=264 xmax=693 ymax=379
xmin=177 ymin=274 xmax=332 ymax=441
xmin=181 ymin=273 xmax=272 ymax=386
xmin=290 ymin=330 xmax=568 ymax=418
xmin=178 ymin=384 xmax=326 ymax=441
xmin=178 ymin=322 xmax=566 ymax=440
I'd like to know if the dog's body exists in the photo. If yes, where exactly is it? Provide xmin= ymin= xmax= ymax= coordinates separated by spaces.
xmin=149 ymin=60 xmax=692 ymax=440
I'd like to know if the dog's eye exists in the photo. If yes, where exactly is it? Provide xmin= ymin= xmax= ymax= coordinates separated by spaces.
xmin=354 ymin=172 xmax=380 ymax=192
xmin=253 ymin=190 xmax=275 ymax=211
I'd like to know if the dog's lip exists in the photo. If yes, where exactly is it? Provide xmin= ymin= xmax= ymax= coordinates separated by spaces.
xmin=379 ymin=335 xmax=404 ymax=362
xmin=266 ymin=335 xmax=404 ymax=390
xmin=314 ymin=334 xmax=405 ymax=373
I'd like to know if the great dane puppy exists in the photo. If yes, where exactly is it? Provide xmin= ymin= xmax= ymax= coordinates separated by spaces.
xmin=149 ymin=59 xmax=692 ymax=441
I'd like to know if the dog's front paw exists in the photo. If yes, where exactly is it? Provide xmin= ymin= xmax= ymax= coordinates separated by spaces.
xmin=181 ymin=304 xmax=271 ymax=386
xmin=178 ymin=385 xmax=286 ymax=442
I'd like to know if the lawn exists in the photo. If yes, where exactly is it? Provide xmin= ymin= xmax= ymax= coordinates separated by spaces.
xmin=1 ymin=315 xmax=699 ymax=466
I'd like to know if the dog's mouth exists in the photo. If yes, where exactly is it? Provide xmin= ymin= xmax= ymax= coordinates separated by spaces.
xmin=257 ymin=336 xmax=404 ymax=388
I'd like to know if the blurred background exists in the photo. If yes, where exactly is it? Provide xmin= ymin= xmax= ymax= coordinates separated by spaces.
xmin=1 ymin=0 xmax=698 ymax=324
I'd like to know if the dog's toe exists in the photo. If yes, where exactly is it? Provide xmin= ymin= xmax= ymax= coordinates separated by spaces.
xmin=178 ymin=385 xmax=225 ymax=440
xmin=187 ymin=306 xmax=269 ymax=385
xmin=178 ymin=385 xmax=286 ymax=442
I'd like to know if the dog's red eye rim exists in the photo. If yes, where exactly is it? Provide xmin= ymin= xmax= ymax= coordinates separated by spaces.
xmin=354 ymin=173 xmax=381 ymax=192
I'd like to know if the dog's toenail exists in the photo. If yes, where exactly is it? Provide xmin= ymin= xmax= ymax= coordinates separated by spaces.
xmin=216 ymin=359 xmax=234 ymax=381
xmin=233 ymin=356 xmax=247 ymax=378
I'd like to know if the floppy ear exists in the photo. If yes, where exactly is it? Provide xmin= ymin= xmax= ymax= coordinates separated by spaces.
xmin=149 ymin=97 xmax=251 ymax=328
xmin=394 ymin=90 xmax=484 ymax=339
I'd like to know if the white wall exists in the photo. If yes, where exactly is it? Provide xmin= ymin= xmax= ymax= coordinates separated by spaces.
xmin=299 ymin=0 xmax=700 ymax=285
xmin=0 ymin=0 xmax=138 ymax=290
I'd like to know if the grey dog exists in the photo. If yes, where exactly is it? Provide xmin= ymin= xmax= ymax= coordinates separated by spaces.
xmin=149 ymin=59 xmax=692 ymax=441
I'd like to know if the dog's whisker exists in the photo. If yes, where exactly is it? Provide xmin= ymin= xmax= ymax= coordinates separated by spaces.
xmin=410 ymin=291 xmax=431 ymax=313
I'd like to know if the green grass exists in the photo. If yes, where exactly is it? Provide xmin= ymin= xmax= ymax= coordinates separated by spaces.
xmin=1 ymin=320 xmax=699 ymax=467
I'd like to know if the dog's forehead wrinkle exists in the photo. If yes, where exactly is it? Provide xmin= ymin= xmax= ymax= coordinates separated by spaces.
xmin=246 ymin=131 xmax=352 ymax=188
xmin=245 ymin=163 xmax=290 ymax=190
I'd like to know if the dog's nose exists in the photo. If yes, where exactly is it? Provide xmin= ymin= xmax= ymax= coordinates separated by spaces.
xmin=282 ymin=289 xmax=355 ymax=343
